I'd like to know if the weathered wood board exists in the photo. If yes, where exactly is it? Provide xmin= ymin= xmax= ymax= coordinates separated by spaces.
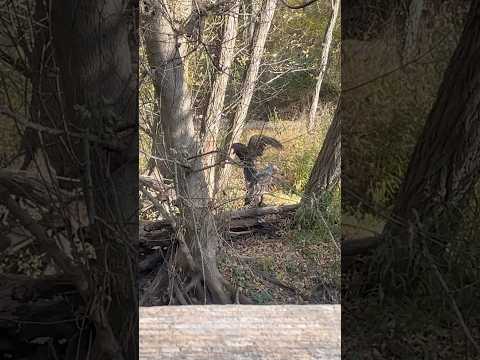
xmin=140 ymin=305 xmax=340 ymax=359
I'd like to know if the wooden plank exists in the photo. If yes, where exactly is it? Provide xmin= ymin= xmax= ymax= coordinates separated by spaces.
xmin=140 ymin=305 xmax=340 ymax=360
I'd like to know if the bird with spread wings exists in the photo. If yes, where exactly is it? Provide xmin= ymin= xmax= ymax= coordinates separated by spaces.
xmin=231 ymin=135 xmax=283 ymax=207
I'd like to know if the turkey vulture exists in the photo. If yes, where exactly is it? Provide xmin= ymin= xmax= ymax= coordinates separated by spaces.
xmin=231 ymin=135 xmax=283 ymax=206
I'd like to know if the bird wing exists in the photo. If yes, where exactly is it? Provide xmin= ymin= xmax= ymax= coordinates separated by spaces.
xmin=247 ymin=135 xmax=283 ymax=158
xmin=231 ymin=142 xmax=249 ymax=162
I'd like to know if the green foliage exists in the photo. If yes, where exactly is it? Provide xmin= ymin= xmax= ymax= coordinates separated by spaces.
xmin=259 ymin=256 xmax=275 ymax=273
xmin=0 ymin=248 xmax=48 ymax=277
xmin=231 ymin=267 xmax=249 ymax=289
xmin=290 ymin=146 xmax=318 ymax=193
xmin=258 ymin=3 xmax=341 ymax=111
xmin=296 ymin=186 xmax=341 ymax=242
xmin=252 ymin=289 xmax=274 ymax=304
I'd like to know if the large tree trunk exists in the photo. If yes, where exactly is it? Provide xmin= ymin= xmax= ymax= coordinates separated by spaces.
xmin=53 ymin=1 xmax=138 ymax=358
xmin=213 ymin=0 xmax=278 ymax=195
xmin=0 ymin=1 xmax=138 ymax=359
xmin=203 ymin=0 xmax=240 ymax=196
xmin=380 ymin=1 xmax=480 ymax=284
xmin=302 ymin=102 xmax=340 ymax=207
xmin=307 ymin=0 xmax=339 ymax=131
xmin=51 ymin=0 xmax=138 ymax=224
xmin=144 ymin=0 xmax=240 ymax=304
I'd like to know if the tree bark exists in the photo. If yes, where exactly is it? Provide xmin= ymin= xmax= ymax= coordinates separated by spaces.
xmin=307 ymin=0 xmax=339 ymax=131
xmin=51 ymin=0 xmax=138 ymax=228
xmin=203 ymin=0 xmax=240 ymax=196
xmin=213 ymin=0 xmax=279 ymax=195
xmin=381 ymin=1 xmax=480 ymax=282
xmin=302 ymin=102 xmax=340 ymax=207
xmin=248 ymin=0 xmax=262 ymax=45
xmin=144 ymin=0 xmax=240 ymax=304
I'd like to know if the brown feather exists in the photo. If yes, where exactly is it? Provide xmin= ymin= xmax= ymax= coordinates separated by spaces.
xmin=246 ymin=135 xmax=283 ymax=158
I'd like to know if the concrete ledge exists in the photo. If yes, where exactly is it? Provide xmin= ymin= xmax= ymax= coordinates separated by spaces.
xmin=140 ymin=305 xmax=340 ymax=359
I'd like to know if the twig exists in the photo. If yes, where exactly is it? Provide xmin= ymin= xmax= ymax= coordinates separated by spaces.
xmin=0 ymin=185 xmax=88 ymax=294
xmin=254 ymin=269 xmax=299 ymax=294
xmin=0 ymin=105 xmax=125 ymax=151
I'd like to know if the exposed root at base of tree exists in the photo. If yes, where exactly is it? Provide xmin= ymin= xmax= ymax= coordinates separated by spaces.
xmin=139 ymin=204 xmax=298 ymax=305
xmin=141 ymin=256 xmax=253 ymax=305
xmin=141 ymin=224 xmax=254 ymax=305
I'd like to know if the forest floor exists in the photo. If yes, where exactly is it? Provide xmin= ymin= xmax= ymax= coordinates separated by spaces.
xmin=343 ymin=298 xmax=480 ymax=359
xmin=218 ymin=220 xmax=340 ymax=304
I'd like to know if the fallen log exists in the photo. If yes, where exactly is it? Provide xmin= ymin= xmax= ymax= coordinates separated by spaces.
xmin=140 ymin=305 xmax=340 ymax=360
xmin=139 ymin=204 xmax=299 ymax=246
xmin=342 ymin=235 xmax=383 ymax=256
xmin=224 ymin=204 xmax=298 ymax=219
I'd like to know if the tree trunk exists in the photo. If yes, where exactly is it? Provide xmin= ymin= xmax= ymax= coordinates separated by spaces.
xmin=380 ymin=1 xmax=480 ymax=284
xmin=51 ymin=0 xmax=138 ymax=228
xmin=16 ymin=1 xmax=138 ymax=358
xmin=403 ymin=0 xmax=424 ymax=60
xmin=302 ymin=101 xmax=340 ymax=207
xmin=248 ymin=0 xmax=262 ymax=45
xmin=213 ymin=0 xmax=278 ymax=195
xmin=307 ymin=0 xmax=339 ymax=131
xmin=203 ymin=0 xmax=240 ymax=196
xmin=144 ymin=0 xmax=240 ymax=304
